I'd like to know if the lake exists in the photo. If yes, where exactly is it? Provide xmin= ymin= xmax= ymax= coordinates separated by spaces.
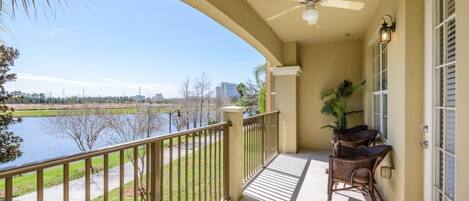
xmin=0 ymin=115 xmax=183 ymax=168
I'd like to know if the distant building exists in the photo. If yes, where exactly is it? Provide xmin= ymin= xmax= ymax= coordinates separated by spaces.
xmin=152 ymin=93 xmax=164 ymax=102
xmin=133 ymin=95 xmax=145 ymax=102
xmin=11 ymin=91 xmax=23 ymax=96
xmin=216 ymin=82 xmax=239 ymax=100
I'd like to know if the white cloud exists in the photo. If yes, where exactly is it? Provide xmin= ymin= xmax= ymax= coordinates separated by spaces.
xmin=15 ymin=73 xmax=178 ymax=97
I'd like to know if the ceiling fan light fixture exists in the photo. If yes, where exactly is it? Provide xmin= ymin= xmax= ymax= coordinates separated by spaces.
xmin=302 ymin=8 xmax=319 ymax=25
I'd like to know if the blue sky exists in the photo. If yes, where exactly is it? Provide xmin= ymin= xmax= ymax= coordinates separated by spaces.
xmin=2 ymin=0 xmax=264 ymax=98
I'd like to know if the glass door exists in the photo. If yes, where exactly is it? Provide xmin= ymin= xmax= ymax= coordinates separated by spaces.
xmin=432 ymin=0 xmax=456 ymax=200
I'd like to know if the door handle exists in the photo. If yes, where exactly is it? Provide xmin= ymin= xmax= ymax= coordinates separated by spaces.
xmin=423 ymin=125 xmax=429 ymax=134
xmin=420 ymin=140 xmax=429 ymax=149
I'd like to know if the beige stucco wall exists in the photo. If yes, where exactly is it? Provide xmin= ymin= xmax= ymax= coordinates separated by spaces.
xmin=298 ymin=40 xmax=364 ymax=150
xmin=362 ymin=0 xmax=424 ymax=200
xmin=456 ymin=1 xmax=469 ymax=200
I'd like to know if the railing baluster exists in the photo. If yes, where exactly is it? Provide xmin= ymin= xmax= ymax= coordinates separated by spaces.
xmin=64 ymin=163 xmax=69 ymax=201
xmin=209 ymin=128 xmax=213 ymax=200
xmin=198 ymin=131 xmax=202 ymax=201
xmin=243 ymin=121 xmax=247 ymax=180
xmin=249 ymin=121 xmax=253 ymax=177
xmin=178 ymin=136 xmax=181 ymax=201
xmin=85 ymin=158 xmax=91 ymax=201
xmin=204 ymin=130 xmax=208 ymax=201
xmin=104 ymin=153 xmax=109 ymax=201
xmin=134 ymin=146 xmax=139 ymax=201
xmin=223 ymin=124 xmax=230 ymax=201
xmin=262 ymin=116 xmax=266 ymax=165
xmin=185 ymin=134 xmax=189 ymax=201
xmin=257 ymin=119 xmax=261 ymax=168
xmin=150 ymin=141 xmax=162 ymax=201
xmin=5 ymin=177 xmax=13 ymax=201
xmin=214 ymin=127 xmax=218 ymax=201
xmin=146 ymin=144 xmax=151 ymax=201
xmin=218 ymin=127 xmax=222 ymax=200
xmin=37 ymin=169 xmax=44 ymax=201
xmin=120 ymin=150 xmax=125 ymax=201
xmin=160 ymin=141 xmax=164 ymax=201
xmin=169 ymin=138 xmax=173 ymax=201
xmin=192 ymin=133 xmax=196 ymax=201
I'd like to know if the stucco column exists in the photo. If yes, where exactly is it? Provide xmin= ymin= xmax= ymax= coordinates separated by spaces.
xmin=272 ymin=66 xmax=302 ymax=154
xmin=221 ymin=106 xmax=245 ymax=201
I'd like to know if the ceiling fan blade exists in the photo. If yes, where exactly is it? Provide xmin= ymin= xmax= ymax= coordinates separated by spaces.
xmin=266 ymin=5 xmax=303 ymax=21
xmin=319 ymin=0 xmax=365 ymax=10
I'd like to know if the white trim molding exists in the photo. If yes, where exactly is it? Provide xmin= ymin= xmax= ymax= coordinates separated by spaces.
xmin=271 ymin=66 xmax=302 ymax=77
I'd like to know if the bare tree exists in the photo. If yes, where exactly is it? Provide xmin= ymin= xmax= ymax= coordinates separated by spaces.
xmin=206 ymin=89 xmax=214 ymax=123
xmin=107 ymin=105 xmax=165 ymax=200
xmin=180 ymin=78 xmax=192 ymax=129
xmin=170 ymin=105 xmax=187 ymax=132
xmin=195 ymin=73 xmax=211 ymax=126
xmin=48 ymin=106 xmax=109 ymax=152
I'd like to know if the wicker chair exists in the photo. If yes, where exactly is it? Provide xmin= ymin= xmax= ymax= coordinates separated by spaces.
xmin=327 ymin=145 xmax=392 ymax=201
xmin=331 ymin=129 xmax=379 ymax=156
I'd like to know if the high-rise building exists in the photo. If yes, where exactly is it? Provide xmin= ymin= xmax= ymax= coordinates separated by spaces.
xmin=216 ymin=82 xmax=239 ymax=100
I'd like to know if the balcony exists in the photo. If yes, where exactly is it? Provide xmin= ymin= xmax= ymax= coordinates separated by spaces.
xmin=0 ymin=109 xmax=375 ymax=201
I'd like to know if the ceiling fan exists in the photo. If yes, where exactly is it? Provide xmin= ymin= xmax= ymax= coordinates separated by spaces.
xmin=266 ymin=0 xmax=365 ymax=26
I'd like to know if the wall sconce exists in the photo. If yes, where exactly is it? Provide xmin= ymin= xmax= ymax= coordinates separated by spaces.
xmin=380 ymin=166 xmax=393 ymax=179
xmin=379 ymin=15 xmax=396 ymax=43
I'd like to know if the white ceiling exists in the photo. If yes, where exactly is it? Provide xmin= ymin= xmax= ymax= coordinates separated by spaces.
xmin=246 ymin=0 xmax=382 ymax=45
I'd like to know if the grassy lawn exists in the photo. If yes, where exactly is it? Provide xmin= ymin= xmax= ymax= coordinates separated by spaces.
xmin=0 ymin=136 xmax=197 ymax=198
xmin=93 ymin=138 xmax=224 ymax=201
xmin=0 ymin=150 xmax=134 ymax=197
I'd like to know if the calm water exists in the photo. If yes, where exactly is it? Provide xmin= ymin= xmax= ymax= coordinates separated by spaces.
xmin=0 ymin=115 xmax=181 ymax=168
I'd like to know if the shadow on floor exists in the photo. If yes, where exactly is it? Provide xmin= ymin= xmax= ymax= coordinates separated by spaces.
xmin=242 ymin=151 xmax=370 ymax=201
xmin=243 ymin=154 xmax=310 ymax=201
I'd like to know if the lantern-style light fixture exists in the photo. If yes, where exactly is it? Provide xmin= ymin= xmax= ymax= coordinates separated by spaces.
xmin=379 ymin=15 xmax=396 ymax=43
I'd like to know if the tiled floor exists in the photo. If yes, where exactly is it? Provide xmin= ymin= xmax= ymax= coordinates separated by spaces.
xmin=243 ymin=151 xmax=371 ymax=201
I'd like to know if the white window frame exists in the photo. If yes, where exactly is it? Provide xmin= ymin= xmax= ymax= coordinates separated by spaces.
xmin=372 ymin=43 xmax=388 ymax=141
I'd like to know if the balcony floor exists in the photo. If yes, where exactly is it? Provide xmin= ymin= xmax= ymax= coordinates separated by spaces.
xmin=243 ymin=151 xmax=371 ymax=201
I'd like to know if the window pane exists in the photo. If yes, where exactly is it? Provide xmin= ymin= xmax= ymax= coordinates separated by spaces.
xmin=445 ymin=154 xmax=455 ymax=200
xmin=434 ymin=150 xmax=443 ymax=190
xmin=373 ymin=95 xmax=381 ymax=114
xmin=383 ymin=94 xmax=388 ymax=139
xmin=445 ymin=110 xmax=455 ymax=154
xmin=381 ymin=47 xmax=388 ymax=70
xmin=446 ymin=0 xmax=455 ymax=17
xmin=434 ymin=109 xmax=444 ymax=148
xmin=374 ymin=76 xmax=381 ymax=92
xmin=435 ymin=27 xmax=445 ymax=66
xmin=446 ymin=19 xmax=456 ymax=63
xmin=445 ymin=65 xmax=456 ymax=107
xmin=382 ymin=70 xmax=387 ymax=90
xmin=373 ymin=95 xmax=381 ymax=131
xmin=436 ymin=0 xmax=444 ymax=25
xmin=435 ymin=68 xmax=444 ymax=107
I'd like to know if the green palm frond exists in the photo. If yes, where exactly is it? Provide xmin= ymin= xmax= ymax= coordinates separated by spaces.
xmin=320 ymin=79 xmax=365 ymax=130
xmin=253 ymin=63 xmax=266 ymax=87
xmin=320 ymin=89 xmax=335 ymax=100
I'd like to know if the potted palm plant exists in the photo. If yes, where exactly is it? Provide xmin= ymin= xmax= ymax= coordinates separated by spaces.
xmin=320 ymin=79 xmax=365 ymax=134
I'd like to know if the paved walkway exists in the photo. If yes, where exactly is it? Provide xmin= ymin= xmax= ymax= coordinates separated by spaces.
xmin=14 ymin=137 xmax=218 ymax=201
xmin=243 ymin=151 xmax=371 ymax=201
